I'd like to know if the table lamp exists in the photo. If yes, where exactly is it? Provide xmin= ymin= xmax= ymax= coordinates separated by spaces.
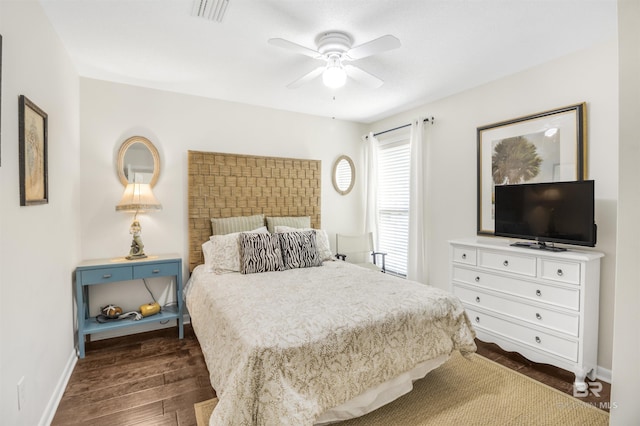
xmin=115 ymin=182 xmax=162 ymax=260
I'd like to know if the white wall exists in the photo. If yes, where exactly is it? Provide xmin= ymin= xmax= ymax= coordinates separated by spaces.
xmin=368 ymin=40 xmax=619 ymax=373
xmin=79 ymin=79 xmax=366 ymax=328
xmin=0 ymin=2 xmax=81 ymax=425
xmin=610 ymin=0 xmax=640 ymax=423
xmin=0 ymin=2 xmax=629 ymax=423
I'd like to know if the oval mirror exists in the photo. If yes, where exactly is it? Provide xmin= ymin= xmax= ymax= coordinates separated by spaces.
xmin=117 ymin=136 xmax=161 ymax=187
xmin=332 ymin=155 xmax=355 ymax=195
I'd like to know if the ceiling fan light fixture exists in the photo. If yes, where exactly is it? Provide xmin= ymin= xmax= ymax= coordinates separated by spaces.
xmin=270 ymin=31 xmax=400 ymax=89
xmin=323 ymin=66 xmax=346 ymax=88
xmin=322 ymin=58 xmax=347 ymax=88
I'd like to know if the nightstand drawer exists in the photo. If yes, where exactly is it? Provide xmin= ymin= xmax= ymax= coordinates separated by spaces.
xmin=133 ymin=262 xmax=180 ymax=279
xmin=454 ymin=285 xmax=579 ymax=336
xmin=540 ymin=259 xmax=580 ymax=285
xmin=81 ymin=266 xmax=133 ymax=285
xmin=478 ymin=249 xmax=536 ymax=277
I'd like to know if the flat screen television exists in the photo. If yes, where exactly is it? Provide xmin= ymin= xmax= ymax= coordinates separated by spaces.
xmin=494 ymin=180 xmax=596 ymax=251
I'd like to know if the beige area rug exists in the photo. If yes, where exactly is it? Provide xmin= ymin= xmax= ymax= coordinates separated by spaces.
xmin=194 ymin=352 xmax=608 ymax=425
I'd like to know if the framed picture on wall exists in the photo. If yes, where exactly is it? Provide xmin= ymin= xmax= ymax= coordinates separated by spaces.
xmin=19 ymin=95 xmax=49 ymax=206
xmin=477 ymin=103 xmax=587 ymax=235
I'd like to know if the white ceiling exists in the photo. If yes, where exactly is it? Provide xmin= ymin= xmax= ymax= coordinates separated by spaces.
xmin=39 ymin=0 xmax=617 ymax=123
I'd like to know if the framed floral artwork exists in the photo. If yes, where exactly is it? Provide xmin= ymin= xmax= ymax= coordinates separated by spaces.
xmin=477 ymin=103 xmax=587 ymax=235
xmin=19 ymin=95 xmax=48 ymax=206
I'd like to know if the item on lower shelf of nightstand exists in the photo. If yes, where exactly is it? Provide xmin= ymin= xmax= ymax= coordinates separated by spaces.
xmin=96 ymin=310 xmax=142 ymax=323
xmin=140 ymin=302 xmax=161 ymax=317
xmin=101 ymin=304 xmax=122 ymax=318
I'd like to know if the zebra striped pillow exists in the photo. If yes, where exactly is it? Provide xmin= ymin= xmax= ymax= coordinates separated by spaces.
xmin=274 ymin=226 xmax=333 ymax=261
xmin=239 ymin=232 xmax=284 ymax=274
xmin=278 ymin=231 xmax=323 ymax=270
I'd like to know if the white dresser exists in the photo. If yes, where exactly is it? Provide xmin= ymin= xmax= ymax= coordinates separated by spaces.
xmin=449 ymin=238 xmax=603 ymax=390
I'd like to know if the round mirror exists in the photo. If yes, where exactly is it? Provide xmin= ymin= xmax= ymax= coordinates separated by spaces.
xmin=332 ymin=155 xmax=355 ymax=195
xmin=117 ymin=136 xmax=160 ymax=187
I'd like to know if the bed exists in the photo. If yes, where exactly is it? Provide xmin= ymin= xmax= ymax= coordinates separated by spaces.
xmin=186 ymin=151 xmax=477 ymax=425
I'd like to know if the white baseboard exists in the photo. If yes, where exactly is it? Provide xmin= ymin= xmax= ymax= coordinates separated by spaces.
xmin=39 ymin=348 xmax=77 ymax=426
xmin=597 ymin=365 xmax=611 ymax=384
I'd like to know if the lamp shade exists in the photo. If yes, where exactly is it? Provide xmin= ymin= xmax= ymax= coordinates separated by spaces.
xmin=115 ymin=183 xmax=162 ymax=213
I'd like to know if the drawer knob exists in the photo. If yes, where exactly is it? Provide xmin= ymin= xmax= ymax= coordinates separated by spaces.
xmin=536 ymin=313 xmax=542 ymax=320
xmin=536 ymin=289 xmax=542 ymax=297
xmin=503 ymin=260 xmax=509 ymax=267
xmin=557 ymin=269 xmax=563 ymax=276
xmin=475 ymin=276 xmax=480 ymax=282
xmin=102 ymin=274 xmax=112 ymax=279
xmin=152 ymin=269 xmax=160 ymax=274
xmin=535 ymin=336 xmax=542 ymax=344
xmin=475 ymin=296 xmax=481 ymax=303
xmin=462 ymin=253 xmax=467 ymax=259
xmin=475 ymin=316 xmax=480 ymax=323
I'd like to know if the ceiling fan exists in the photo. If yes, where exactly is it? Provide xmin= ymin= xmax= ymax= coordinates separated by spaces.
xmin=268 ymin=31 xmax=401 ymax=89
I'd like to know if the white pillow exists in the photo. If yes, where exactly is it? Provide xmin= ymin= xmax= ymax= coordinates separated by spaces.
xmin=266 ymin=216 xmax=311 ymax=233
xmin=210 ymin=214 xmax=265 ymax=236
xmin=202 ymin=226 xmax=268 ymax=273
xmin=274 ymin=225 xmax=333 ymax=261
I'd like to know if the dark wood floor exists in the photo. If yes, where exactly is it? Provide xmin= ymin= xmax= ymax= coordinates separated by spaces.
xmin=52 ymin=326 xmax=611 ymax=425
xmin=475 ymin=339 xmax=612 ymax=411
xmin=52 ymin=326 xmax=215 ymax=426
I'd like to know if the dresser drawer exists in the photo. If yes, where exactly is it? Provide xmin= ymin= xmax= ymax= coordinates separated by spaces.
xmin=133 ymin=262 xmax=180 ymax=279
xmin=478 ymin=249 xmax=536 ymax=277
xmin=452 ymin=266 xmax=579 ymax=311
xmin=540 ymin=259 xmax=581 ymax=285
xmin=452 ymin=245 xmax=477 ymax=266
xmin=466 ymin=308 xmax=578 ymax=362
xmin=454 ymin=285 xmax=579 ymax=336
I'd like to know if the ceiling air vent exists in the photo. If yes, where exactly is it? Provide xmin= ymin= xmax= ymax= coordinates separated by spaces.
xmin=192 ymin=0 xmax=230 ymax=22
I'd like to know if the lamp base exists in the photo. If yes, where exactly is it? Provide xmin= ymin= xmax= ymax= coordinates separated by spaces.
xmin=126 ymin=219 xmax=147 ymax=260
xmin=126 ymin=253 xmax=147 ymax=260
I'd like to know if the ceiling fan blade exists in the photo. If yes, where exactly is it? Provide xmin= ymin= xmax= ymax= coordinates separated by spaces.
xmin=346 ymin=35 xmax=401 ymax=60
xmin=268 ymin=38 xmax=322 ymax=59
xmin=345 ymin=65 xmax=384 ymax=89
xmin=286 ymin=66 xmax=325 ymax=89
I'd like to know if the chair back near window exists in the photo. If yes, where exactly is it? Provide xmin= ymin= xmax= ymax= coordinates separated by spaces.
xmin=336 ymin=233 xmax=375 ymax=265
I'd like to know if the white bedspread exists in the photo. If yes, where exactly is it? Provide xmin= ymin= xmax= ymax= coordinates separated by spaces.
xmin=186 ymin=261 xmax=476 ymax=426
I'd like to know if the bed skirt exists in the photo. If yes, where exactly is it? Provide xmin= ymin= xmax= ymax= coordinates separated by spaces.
xmin=315 ymin=354 xmax=450 ymax=424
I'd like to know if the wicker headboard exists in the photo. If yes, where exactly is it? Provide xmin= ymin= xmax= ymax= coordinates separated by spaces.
xmin=188 ymin=150 xmax=321 ymax=271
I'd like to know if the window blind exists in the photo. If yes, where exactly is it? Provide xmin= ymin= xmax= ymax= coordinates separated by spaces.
xmin=376 ymin=139 xmax=410 ymax=276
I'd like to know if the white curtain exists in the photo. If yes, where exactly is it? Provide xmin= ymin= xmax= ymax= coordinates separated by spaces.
xmin=364 ymin=132 xmax=379 ymax=242
xmin=407 ymin=118 xmax=428 ymax=283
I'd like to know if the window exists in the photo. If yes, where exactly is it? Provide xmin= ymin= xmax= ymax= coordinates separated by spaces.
xmin=376 ymin=133 xmax=410 ymax=276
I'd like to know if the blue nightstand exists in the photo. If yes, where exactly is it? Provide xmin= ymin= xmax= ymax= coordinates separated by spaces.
xmin=75 ymin=254 xmax=183 ymax=358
